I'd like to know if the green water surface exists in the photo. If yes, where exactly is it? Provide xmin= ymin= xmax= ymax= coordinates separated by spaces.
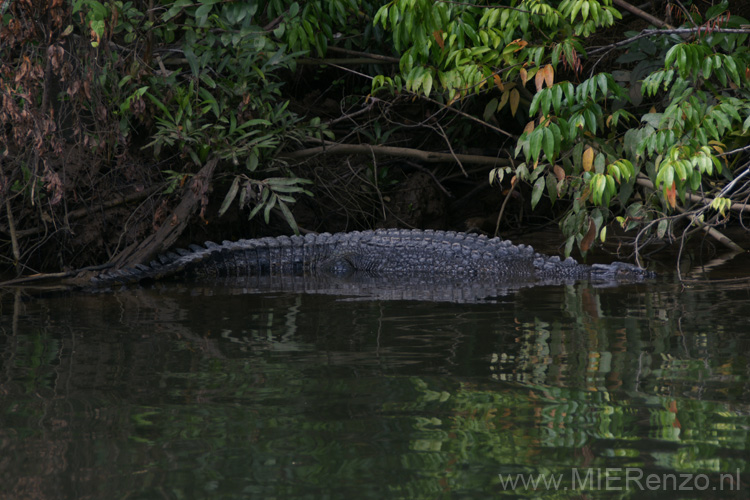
xmin=0 ymin=278 xmax=748 ymax=499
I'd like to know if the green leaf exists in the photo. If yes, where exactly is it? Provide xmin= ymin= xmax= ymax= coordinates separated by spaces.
xmin=703 ymin=117 xmax=719 ymax=139
xmin=248 ymin=200 xmax=264 ymax=220
xmin=742 ymin=114 xmax=750 ymax=133
xmin=278 ymin=200 xmax=299 ymax=234
xmin=552 ymin=85 xmax=563 ymax=114
xmin=723 ymin=55 xmax=740 ymax=86
xmin=219 ymin=176 xmax=240 ymax=216
xmin=422 ymin=73 xmax=433 ymax=97
xmin=542 ymin=127 xmax=555 ymax=161
xmin=584 ymin=107 xmax=597 ymax=134
xmin=597 ymin=73 xmax=608 ymax=97
xmin=200 ymin=73 xmax=217 ymax=88
xmin=546 ymin=172 xmax=558 ymax=205
xmin=562 ymin=81 xmax=575 ymax=107
xmin=606 ymin=174 xmax=616 ymax=198
xmin=674 ymin=45 xmax=686 ymax=70
xmin=183 ymin=46 xmax=200 ymax=76
xmin=595 ymin=174 xmax=607 ymax=205
xmin=268 ymin=184 xmax=306 ymax=193
xmin=715 ymin=67 xmax=727 ymax=87
xmin=529 ymin=129 xmax=543 ymax=162
xmin=484 ymin=98 xmax=499 ymax=122
xmin=657 ymin=219 xmax=669 ymax=238
xmin=195 ymin=2 xmax=213 ymax=20
xmin=529 ymin=91 xmax=544 ymax=116
xmin=581 ymin=0 xmax=590 ymax=21
xmin=540 ymin=90 xmax=552 ymax=117
xmin=263 ymin=193 xmax=277 ymax=223
xmin=266 ymin=176 xmax=311 ymax=186
xmin=145 ymin=92 xmax=173 ymax=119
xmin=570 ymin=0 xmax=583 ymax=21
xmin=713 ymin=110 xmax=731 ymax=134
xmin=564 ymin=234 xmax=575 ymax=257
xmin=663 ymin=165 xmax=674 ymax=189
xmin=531 ymin=176 xmax=545 ymax=209
xmin=247 ymin=151 xmax=259 ymax=172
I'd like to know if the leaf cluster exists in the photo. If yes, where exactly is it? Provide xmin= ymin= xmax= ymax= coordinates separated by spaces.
xmin=114 ymin=0 xmax=339 ymax=231
xmin=372 ymin=0 xmax=750 ymax=256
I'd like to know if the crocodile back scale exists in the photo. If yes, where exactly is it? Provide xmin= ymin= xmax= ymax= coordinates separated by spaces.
xmin=91 ymin=229 xmax=654 ymax=286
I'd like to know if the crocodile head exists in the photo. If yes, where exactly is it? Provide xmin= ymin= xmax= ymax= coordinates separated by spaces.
xmin=590 ymin=261 xmax=655 ymax=282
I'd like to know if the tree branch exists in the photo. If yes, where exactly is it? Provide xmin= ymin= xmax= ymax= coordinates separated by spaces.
xmin=636 ymin=175 xmax=750 ymax=213
xmin=279 ymin=141 xmax=512 ymax=167
xmin=107 ymin=157 xmax=218 ymax=270
xmin=612 ymin=0 xmax=673 ymax=29
xmin=636 ymin=175 xmax=744 ymax=253
xmin=327 ymin=46 xmax=401 ymax=64
xmin=589 ymin=27 xmax=750 ymax=55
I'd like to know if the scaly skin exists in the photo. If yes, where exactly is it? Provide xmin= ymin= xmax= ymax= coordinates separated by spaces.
xmin=92 ymin=229 xmax=654 ymax=286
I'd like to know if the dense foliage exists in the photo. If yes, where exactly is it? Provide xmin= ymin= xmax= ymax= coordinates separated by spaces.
xmin=372 ymin=0 xmax=750 ymax=256
xmin=2 ymin=0 xmax=750 ymax=273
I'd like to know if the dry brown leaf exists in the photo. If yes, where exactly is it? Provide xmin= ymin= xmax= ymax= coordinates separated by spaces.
xmin=582 ymin=146 xmax=594 ymax=172
xmin=498 ymin=89 xmax=510 ymax=110
xmin=553 ymin=164 xmax=565 ymax=181
xmin=493 ymin=73 xmax=504 ymax=91
xmin=535 ymin=68 xmax=544 ymax=92
xmin=580 ymin=218 xmax=597 ymax=252
xmin=508 ymin=38 xmax=528 ymax=52
xmin=543 ymin=64 xmax=554 ymax=88
xmin=509 ymin=88 xmax=520 ymax=117
xmin=433 ymin=30 xmax=444 ymax=50
xmin=666 ymin=181 xmax=676 ymax=208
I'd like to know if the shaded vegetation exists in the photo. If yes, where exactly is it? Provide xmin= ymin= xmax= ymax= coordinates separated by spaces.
xmin=2 ymin=0 xmax=750 ymax=276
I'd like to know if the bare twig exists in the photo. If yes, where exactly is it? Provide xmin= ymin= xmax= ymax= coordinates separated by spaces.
xmin=2 ymin=186 xmax=162 ymax=239
xmin=422 ymin=94 xmax=516 ymax=139
xmin=322 ymin=62 xmax=374 ymax=81
xmin=433 ymin=121 xmax=467 ymax=177
xmin=674 ymin=204 xmax=743 ymax=253
xmin=327 ymin=46 xmax=400 ymax=64
xmin=636 ymin=175 xmax=750 ymax=213
xmin=494 ymin=178 xmax=518 ymax=237
xmin=298 ymin=57 xmax=393 ymax=66
xmin=634 ymin=175 xmax=744 ymax=275
xmin=367 ymin=150 xmax=387 ymax=220
xmin=262 ymin=14 xmax=283 ymax=32
xmin=0 ymin=263 xmax=113 ymax=287
xmin=328 ymin=99 xmax=377 ymax=126
xmin=5 ymin=199 xmax=20 ymax=275
xmin=402 ymin=160 xmax=452 ymax=197
xmin=588 ymin=27 xmax=750 ymax=55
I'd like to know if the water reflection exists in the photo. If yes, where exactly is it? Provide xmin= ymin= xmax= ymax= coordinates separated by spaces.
xmin=0 ymin=281 xmax=748 ymax=499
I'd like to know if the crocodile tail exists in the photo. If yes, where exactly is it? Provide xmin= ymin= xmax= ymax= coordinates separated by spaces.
xmin=90 ymin=243 xmax=217 ymax=286
xmin=90 ymin=234 xmax=319 ymax=285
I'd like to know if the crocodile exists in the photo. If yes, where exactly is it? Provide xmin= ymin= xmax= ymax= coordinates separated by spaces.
xmin=92 ymin=229 xmax=653 ymax=300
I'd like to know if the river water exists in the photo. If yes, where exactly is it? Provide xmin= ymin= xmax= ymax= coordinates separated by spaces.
xmin=1 ymin=266 xmax=749 ymax=499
